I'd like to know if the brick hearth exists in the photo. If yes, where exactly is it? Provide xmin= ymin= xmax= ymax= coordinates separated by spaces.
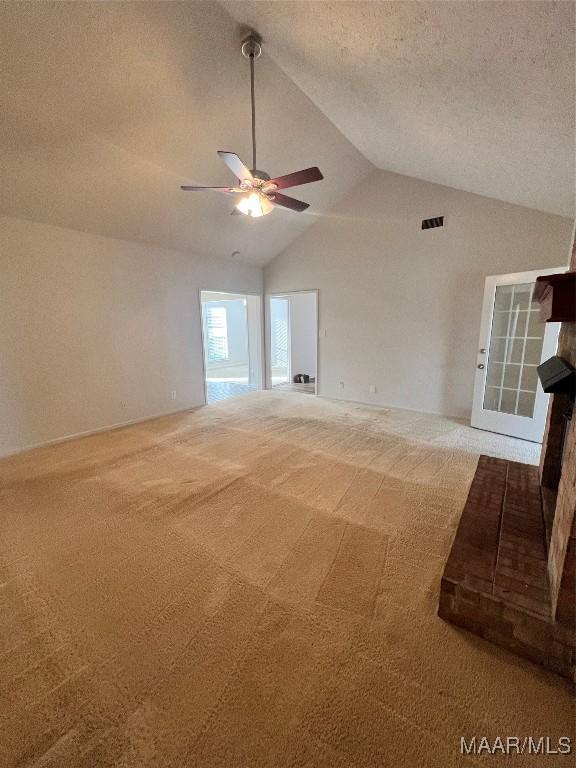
xmin=439 ymin=455 xmax=575 ymax=679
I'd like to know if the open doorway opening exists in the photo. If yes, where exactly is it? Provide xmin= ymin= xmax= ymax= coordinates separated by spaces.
xmin=200 ymin=291 xmax=262 ymax=404
xmin=267 ymin=291 xmax=318 ymax=395
xmin=270 ymin=296 xmax=290 ymax=387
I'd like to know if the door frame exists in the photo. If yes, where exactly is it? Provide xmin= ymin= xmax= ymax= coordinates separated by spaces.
xmin=266 ymin=294 xmax=292 ymax=388
xmin=470 ymin=267 xmax=564 ymax=442
xmin=198 ymin=289 xmax=264 ymax=406
xmin=265 ymin=289 xmax=319 ymax=394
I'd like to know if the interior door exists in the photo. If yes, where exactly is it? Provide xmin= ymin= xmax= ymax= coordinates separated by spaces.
xmin=471 ymin=268 xmax=564 ymax=442
xmin=269 ymin=297 xmax=290 ymax=386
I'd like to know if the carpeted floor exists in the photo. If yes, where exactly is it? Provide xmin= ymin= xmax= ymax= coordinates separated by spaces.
xmin=0 ymin=392 xmax=572 ymax=767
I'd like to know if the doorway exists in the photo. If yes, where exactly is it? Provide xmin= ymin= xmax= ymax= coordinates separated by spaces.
xmin=470 ymin=268 xmax=564 ymax=442
xmin=270 ymin=296 xmax=290 ymax=386
xmin=200 ymin=291 xmax=263 ymax=404
xmin=267 ymin=291 xmax=318 ymax=395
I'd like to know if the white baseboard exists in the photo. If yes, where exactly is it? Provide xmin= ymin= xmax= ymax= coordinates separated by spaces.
xmin=317 ymin=391 xmax=467 ymax=422
xmin=0 ymin=404 xmax=202 ymax=459
xmin=1 ymin=394 xmax=470 ymax=461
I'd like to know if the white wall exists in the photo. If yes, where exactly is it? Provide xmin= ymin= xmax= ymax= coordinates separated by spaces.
xmin=0 ymin=215 xmax=262 ymax=456
xmin=265 ymin=169 xmax=573 ymax=418
xmin=288 ymin=292 xmax=317 ymax=380
xmin=246 ymin=295 xmax=264 ymax=390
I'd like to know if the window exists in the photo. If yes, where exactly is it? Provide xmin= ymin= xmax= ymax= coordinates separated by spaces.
xmin=483 ymin=283 xmax=543 ymax=417
xmin=206 ymin=306 xmax=229 ymax=362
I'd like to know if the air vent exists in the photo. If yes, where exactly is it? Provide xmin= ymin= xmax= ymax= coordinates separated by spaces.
xmin=421 ymin=216 xmax=444 ymax=230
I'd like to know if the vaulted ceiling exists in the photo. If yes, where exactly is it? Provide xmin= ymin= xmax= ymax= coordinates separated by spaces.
xmin=1 ymin=1 xmax=573 ymax=268
xmin=0 ymin=1 xmax=371 ymax=266
xmin=223 ymin=0 xmax=575 ymax=218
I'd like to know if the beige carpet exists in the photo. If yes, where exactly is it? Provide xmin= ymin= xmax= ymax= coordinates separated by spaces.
xmin=0 ymin=392 xmax=572 ymax=767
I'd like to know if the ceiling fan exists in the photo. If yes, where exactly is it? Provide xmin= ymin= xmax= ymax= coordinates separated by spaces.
xmin=180 ymin=33 xmax=323 ymax=217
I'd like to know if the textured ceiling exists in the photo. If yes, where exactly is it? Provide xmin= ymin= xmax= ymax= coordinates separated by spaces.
xmin=0 ymin=2 xmax=371 ymax=266
xmin=2 ymin=2 xmax=572 ymax=270
xmin=223 ymin=0 xmax=575 ymax=217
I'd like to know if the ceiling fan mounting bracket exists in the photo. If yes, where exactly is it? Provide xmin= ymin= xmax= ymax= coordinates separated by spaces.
xmin=241 ymin=33 xmax=262 ymax=59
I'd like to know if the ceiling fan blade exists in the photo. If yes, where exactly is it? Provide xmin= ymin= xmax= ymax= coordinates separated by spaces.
xmin=267 ymin=167 xmax=323 ymax=190
xmin=180 ymin=186 xmax=240 ymax=193
xmin=217 ymin=151 xmax=254 ymax=181
xmin=270 ymin=193 xmax=310 ymax=213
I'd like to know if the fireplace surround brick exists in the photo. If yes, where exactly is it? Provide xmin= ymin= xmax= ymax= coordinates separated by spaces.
xmin=439 ymin=457 xmax=574 ymax=679
xmin=540 ymin=232 xmax=576 ymax=630
xmin=440 ymin=229 xmax=575 ymax=681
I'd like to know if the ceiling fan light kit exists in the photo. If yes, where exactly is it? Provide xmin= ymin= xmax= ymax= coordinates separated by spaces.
xmin=180 ymin=33 xmax=324 ymax=218
xmin=236 ymin=191 xmax=274 ymax=218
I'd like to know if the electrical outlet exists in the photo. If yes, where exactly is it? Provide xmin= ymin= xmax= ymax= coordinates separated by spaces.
xmin=369 ymin=384 xmax=377 ymax=394
xmin=120 ymin=400 xmax=128 ymax=409
xmin=170 ymin=390 xmax=177 ymax=400
xmin=338 ymin=381 xmax=345 ymax=389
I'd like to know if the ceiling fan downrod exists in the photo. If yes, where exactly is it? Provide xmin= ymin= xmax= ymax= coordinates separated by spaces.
xmin=179 ymin=30 xmax=322 ymax=216
xmin=241 ymin=33 xmax=262 ymax=174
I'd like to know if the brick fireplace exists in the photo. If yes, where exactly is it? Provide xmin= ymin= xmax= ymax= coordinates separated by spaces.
xmin=539 ymin=256 xmax=576 ymax=649
xmin=439 ymin=227 xmax=576 ymax=681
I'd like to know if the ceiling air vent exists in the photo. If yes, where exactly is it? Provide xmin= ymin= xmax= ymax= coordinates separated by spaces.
xmin=421 ymin=216 xmax=444 ymax=230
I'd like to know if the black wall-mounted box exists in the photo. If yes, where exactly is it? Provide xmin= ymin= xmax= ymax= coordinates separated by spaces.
xmin=537 ymin=356 xmax=576 ymax=398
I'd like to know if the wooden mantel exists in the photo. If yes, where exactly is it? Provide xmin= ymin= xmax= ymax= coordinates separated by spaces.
xmin=533 ymin=270 xmax=576 ymax=322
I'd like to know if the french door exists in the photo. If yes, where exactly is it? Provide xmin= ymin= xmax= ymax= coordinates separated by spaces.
xmin=471 ymin=268 xmax=564 ymax=442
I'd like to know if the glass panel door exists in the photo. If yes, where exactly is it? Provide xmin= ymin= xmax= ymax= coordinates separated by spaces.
xmin=471 ymin=269 xmax=564 ymax=442
xmin=483 ymin=283 xmax=544 ymax=419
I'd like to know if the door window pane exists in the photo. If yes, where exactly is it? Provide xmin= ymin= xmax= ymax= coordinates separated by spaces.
xmin=483 ymin=283 xmax=545 ymax=418
xmin=511 ymin=285 xmax=532 ymax=310
xmin=494 ymin=285 xmax=513 ymax=310
xmin=486 ymin=362 xmax=504 ymax=387
xmin=508 ymin=338 xmax=525 ymax=364
xmin=503 ymin=365 xmax=520 ymax=389
xmin=489 ymin=338 xmax=507 ymax=363
xmin=525 ymin=338 xmax=544 ymax=365
xmin=520 ymin=365 xmax=538 ymax=392
xmin=527 ymin=311 xmax=541 ymax=337
xmin=484 ymin=387 xmax=500 ymax=411
xmin=517 ymin=391 xmax=537 ymax=417
xmin=510 ymin=311 xmax=528 ymax=338
xmin=491 ymin=311 xmax=510 ymax=337
xmin=500 ymin=389 xmax=517 ymax=414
